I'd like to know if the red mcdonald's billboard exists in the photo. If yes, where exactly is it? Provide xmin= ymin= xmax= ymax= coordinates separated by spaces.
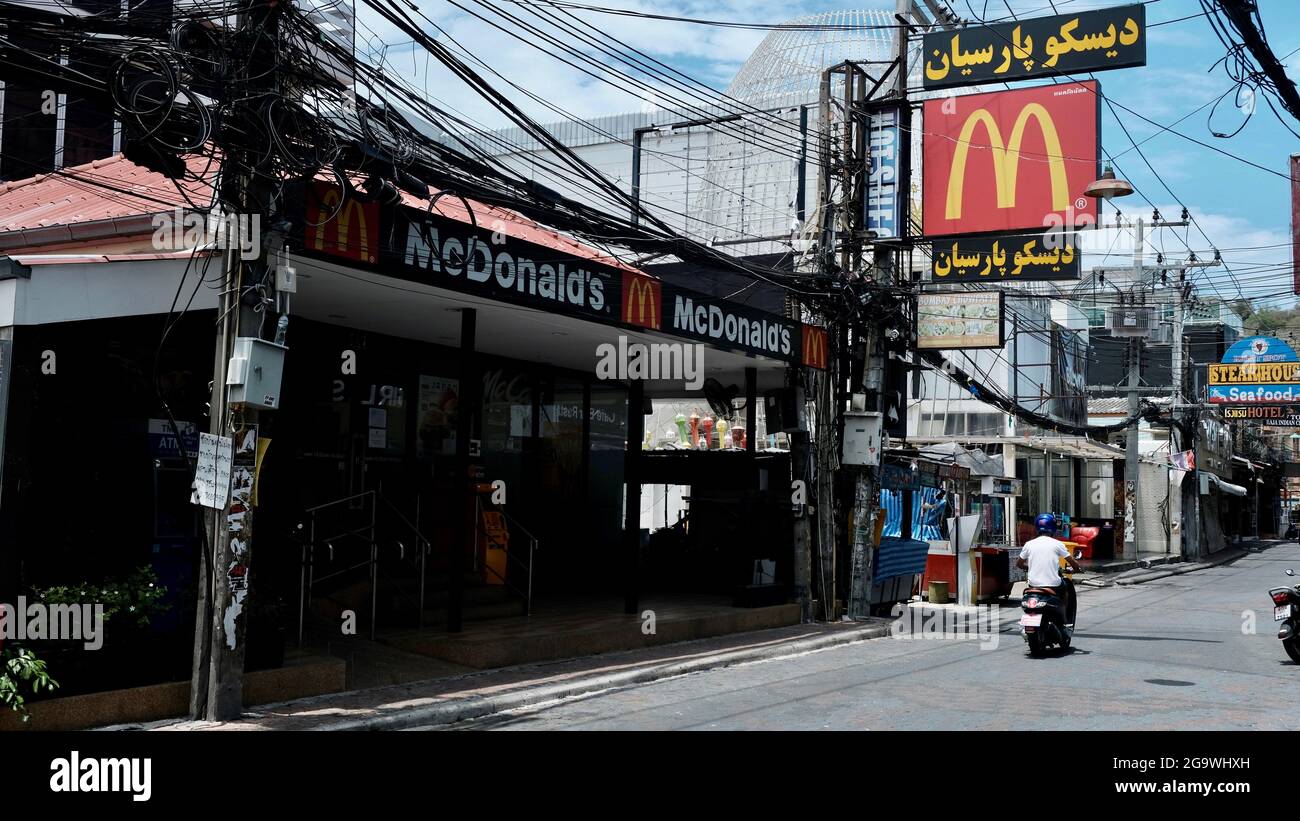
xmin=802 ymin=324 xmax=828 ymax=370
xmin=922 ymin=80 xmax=1100 ymax=237
xmin=621 ymin=271 xmax=662 ymax=330
xmin=305 ymin=181 xmax=378 ymax=264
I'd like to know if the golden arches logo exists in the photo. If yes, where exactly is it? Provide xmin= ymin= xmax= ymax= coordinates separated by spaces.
xmin=803 ymin=326 xmax=827 ymax=370
xmin=945 ymin=103 xmax=1069 ymax=220
xmin=313 ymin=186 xmax=372 ymax=260
xmin=623 ymin=275 xmax=660 ymax=328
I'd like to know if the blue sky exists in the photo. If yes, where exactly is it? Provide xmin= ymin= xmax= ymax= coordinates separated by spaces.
xmin=357 ymin=0 xmax=1300 ymax=308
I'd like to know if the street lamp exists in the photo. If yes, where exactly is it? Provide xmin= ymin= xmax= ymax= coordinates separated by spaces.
xmin=1084 ymin=165 xmax=1135 ymax=201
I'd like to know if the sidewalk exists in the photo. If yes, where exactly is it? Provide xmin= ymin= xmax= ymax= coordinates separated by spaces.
xmin=120 ymin=619 xmax=894 ymax=731
xmin=1101 ymin=539 xmax=1289 ymax=586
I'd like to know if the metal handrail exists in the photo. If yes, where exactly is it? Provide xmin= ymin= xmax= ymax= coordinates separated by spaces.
xmin=298 ymin=487 xmax=544 ymax=644
xmin=299 ymin=488 xmax=377 ymax=646
xmin=303 ymin=489 xmax=375 ymax=514
xmin=485 ymin=503 xmax=540 ymax=616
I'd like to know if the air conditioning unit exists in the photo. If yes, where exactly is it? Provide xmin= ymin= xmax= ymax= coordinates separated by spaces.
xmin=1107 ymin=306 xmax=1156 ymax=337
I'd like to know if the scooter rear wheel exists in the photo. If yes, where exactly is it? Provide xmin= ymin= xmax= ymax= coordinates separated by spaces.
xmin=1026 ymin=631 xmax=1046 ymax=657
xmin=1284 ymin=635 xmax=1300 ymax=664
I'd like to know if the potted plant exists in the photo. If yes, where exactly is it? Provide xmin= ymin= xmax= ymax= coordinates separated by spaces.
xmin=0 ymin=645 xmax=58 ymax=722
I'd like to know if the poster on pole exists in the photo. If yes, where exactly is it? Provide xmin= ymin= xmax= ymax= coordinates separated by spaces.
xmin=191 ymin=433 xmax=233 ymax=509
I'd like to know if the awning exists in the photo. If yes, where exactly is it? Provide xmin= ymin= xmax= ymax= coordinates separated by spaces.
xmin=1206 ymin=473 xmax=1249 ymax=497
xmin=907 ymin=435 xmax=1123 ymax=460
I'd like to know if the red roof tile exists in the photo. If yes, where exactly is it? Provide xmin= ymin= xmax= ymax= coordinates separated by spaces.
xmin=0 ymin=153 xmax=215 ymax=232
xmin=0 ymin=153 xmax=640 ymax=273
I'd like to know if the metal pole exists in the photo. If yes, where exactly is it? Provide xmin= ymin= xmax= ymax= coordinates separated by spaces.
xmin=416 ymin=495 xmax=425 ymax=628
xmin=527 ymin=537 xmax=535 ymax=617
xmin=298 ymin=541 xmax=307 ymax=648
xmin=369 ymin=541 xmax=377 ymax=641
xmin=1171 ymin=273 xmax=1184 ymax=557
xmin=630 ymin=128 xmax=646 ymax=228
xmin=1126 ymin=217 xmax=1144 ymax=559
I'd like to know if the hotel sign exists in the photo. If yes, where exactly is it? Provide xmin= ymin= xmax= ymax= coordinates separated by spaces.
xmin=1223 ymin=405 xmax=1300 ymax=426
xmin=922 ymin=81 xmax=1100 ymax=237
xmin=922 ymin=4 xmax=1146 ymax=90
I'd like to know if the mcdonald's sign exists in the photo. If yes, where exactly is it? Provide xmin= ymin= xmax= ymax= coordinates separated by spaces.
xmin=304 ymin=181 xmax=378 ymax=264
xmin=922 ymin=81 xmax=1099 ymax=237
xmin=621 ymin=272 xmax=662 ymax=329
xmin=802 ymin=324 xmax=829 ymax=370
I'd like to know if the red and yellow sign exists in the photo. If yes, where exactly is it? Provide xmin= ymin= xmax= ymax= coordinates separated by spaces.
xmin=922 ymin=81 xmax=1099 ymax=237
xmin=305 ymin=181 xmax=378 ymax=264
xmin=802 ymin=324 xmax=829 ymax=370
xmin=621 ymin=271 xmax=662 ymax=329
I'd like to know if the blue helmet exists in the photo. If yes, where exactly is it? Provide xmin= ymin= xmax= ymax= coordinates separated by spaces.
xmin=1035 ymin=513 xmax=1057 ymax=535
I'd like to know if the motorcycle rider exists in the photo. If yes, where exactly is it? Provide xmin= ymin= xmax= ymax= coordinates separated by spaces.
xmin=1017 ymin=513 xmax=1082 ymax=626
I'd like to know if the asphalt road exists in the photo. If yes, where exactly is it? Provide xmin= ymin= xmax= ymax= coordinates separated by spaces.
xmin=442 ymin=543 xmax=1300 ymax=731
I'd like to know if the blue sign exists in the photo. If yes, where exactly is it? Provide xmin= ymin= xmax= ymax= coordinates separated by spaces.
xmin=148 ymin=419 xmax=199 ymax=458
xmin=865 ymin=107 xmax=900 ymax=239
xmin=1221 ymin=335 xmax=1300 ymax=364
xmin=880 ymin=463 xmax=919 ymax=491
xmin=1209 ymin=384 xmax=1300 ymax=404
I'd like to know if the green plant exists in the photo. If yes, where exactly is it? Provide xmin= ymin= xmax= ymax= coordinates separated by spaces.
xmin=35 ymin=566 xmax=169 ymax=628
xmin=0 ymin=646 xmax=58 ymax=721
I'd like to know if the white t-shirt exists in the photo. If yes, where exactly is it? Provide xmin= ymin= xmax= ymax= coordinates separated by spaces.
xmin=1020 ymin=536 xmax=1070 ymax=588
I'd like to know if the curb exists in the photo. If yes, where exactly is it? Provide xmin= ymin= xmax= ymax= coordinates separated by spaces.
xmin=1114 ymin=543 xmax=1282 ymax=586
xmin=304 ymin=622 xmax=894 ymax=731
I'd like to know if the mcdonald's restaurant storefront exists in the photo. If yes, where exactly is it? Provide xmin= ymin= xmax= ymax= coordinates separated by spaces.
xmin=0 ymin=173 xmax=825 ymax=693
xmin=268 ymin=183 xmax=823 ymax=619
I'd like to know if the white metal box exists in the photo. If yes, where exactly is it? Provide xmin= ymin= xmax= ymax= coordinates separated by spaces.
xmin=226 ymin=337 xmax=287 ymax=410
xmin=842 ymin=410 xmax=883 ymax=466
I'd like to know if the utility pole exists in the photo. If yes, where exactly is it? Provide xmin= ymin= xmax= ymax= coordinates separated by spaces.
xmin=1122 ymin=214 xmax=1209 ymax=560
xmin=190 ymin=0 xmax=279 ymax=721
xmin=1124 ymin=217 xmax=1143 ymax=559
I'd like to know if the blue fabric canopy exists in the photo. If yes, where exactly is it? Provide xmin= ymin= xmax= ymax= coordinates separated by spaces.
xmin=881 ymin=486 xmax=946 ymax=540
xmin=875 ymin=537 xmax=930 ymax=582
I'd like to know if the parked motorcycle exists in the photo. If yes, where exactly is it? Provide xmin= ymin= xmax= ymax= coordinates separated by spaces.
xmin=1019 ymin=549 xmax=1082 ymax=657
xmin=1270 ymin=568 xmax=1300 ymax=664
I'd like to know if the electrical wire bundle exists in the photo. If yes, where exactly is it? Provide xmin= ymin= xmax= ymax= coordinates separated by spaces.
xmin=1203 ymin=0 xmax=1300 ymax=138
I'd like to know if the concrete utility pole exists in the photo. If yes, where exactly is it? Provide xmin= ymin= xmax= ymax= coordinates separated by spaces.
xmin=1121 ymin=214 xmax=1211 ymax=559
xmin=1125 ymin=217 xmax=1144 ymax=558
xmin=189 ymin=0 xmax=278 ymax=721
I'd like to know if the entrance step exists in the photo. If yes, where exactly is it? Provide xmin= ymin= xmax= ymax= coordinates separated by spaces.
xmin=423 ymin=597 xmax=528 ymax=624
xmin=378 ymin=601 xmax=801 ymax=669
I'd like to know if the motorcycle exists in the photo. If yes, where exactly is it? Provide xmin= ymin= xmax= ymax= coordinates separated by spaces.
xmin=1019 ymin=548 xmax=1082 ymax=657
xmin=1269 ymin=568 xmax=1300 ymax=664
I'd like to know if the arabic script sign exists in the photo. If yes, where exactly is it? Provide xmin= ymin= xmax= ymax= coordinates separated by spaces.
xmin=930 ymin=231 xmax=1080 ymax=281
xmin=922 ymin=4 xmax=1146 ymax=90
